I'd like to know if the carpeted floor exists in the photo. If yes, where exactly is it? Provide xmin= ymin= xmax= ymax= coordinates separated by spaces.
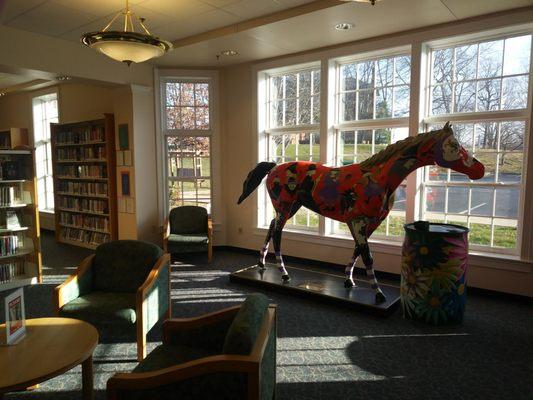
xmin=1 ymin=230 xmax=533 ymax=399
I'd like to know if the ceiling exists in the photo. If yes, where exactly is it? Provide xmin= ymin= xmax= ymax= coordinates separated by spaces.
xmin=0 ymin=0 xmax=532 ymax=68
xmin=0 ymin=71 xmax=34 ymax=90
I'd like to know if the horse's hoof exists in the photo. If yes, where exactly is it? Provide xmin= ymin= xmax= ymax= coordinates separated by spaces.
xmin=375 ymin=292 xmax=386 ymax=304
xmin=257 ymin=262 xmax=266 ymax=271
xmin=281 ymin=274 xmax=291 ymax=283
xmin=344 ymin=279 xmax=355 ymax=288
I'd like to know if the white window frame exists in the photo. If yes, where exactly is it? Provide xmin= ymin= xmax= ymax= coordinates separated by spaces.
xmin=329 ymin=47 xmax=411 ymax=240
xmin=160 ymin=77 xmax=214 ymax=215
xmin=420 ymin=28 xmax=533 ymax=255
xmin=259 ymin=61 xmax=322 ymax=233
xmin=31 ymin=90 xmax=59 ymax=213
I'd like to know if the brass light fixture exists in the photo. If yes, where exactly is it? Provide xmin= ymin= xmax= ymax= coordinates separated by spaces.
xmin=81 ymin=0 xmax=172 ymax=65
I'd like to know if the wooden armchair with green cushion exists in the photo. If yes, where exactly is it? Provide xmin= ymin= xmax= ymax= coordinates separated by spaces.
xmin=54 ymin=240 xmax=171 ymax=361
xmin=163 ymin=206 xmax=213 ymax=262
xmin=107 ymin=293 xmax=277 ymax=400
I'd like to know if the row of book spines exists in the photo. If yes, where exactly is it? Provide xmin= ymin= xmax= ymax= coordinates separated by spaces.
xmin=60 ymin=213 xmax=109 ymax=231
xmin=0 ymin=260 xmax=24 ymax=283
xmin=57 ymin=165 xmax=107 ymax=178
xmin=0 ymin=186 xmax=20 ymax=206
xmin=60 ymin=227 xmax=109 ymax=245
xmin=57 ymin=146 xmax=107 ymax=160
xmin=59 ymin=198 xmax=108 ymax=213
xmin=0 ymin=234 xmax=24 ymax=256
xmin=55 ymin=127 xmax=105 ymax=144
xmin=58 ymin=182 xmax=108 ymax=195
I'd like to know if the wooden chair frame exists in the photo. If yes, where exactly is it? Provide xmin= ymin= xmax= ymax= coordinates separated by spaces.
xmin=54 ymin=253 xmax=171 ymax=361
xmin=107 ymin=304 xmax=277 ymax=400
xmin=163 ymin=214 xmax=213 ymax=262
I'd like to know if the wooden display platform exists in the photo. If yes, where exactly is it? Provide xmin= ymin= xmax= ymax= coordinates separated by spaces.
xmin=230 ymin=264 xmax=400 ymax=316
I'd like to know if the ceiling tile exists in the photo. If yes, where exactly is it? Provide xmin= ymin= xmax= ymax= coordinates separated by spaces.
xmin=157 ymin=31 xmax=287 ymax=66
xmin=51 ymin=0 xmax=148 ymax=18
xmin=156 ymin=8 xmax=241 ymax=42
xmin=6 ymin=0 xmax=100 ymax=37
xmin=139 ymin=0 xmax=215 ymax=20
xmin=223 ymin=0 xmax=314 ymax=19
xmin=0 ymin=0 xmax=47 ymax=24
xmin=441 ymin=0 xmax=533 ymax=19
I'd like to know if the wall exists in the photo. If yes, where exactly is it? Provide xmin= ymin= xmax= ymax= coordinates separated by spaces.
xmin=218 ymin=10 xmax=533 ymax=297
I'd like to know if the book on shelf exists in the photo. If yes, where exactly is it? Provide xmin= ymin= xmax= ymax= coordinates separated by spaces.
xmin=0 ymin=259 xmax=25 ymax=283
xmin=0 ymin=233 xmax=24 ymax=256
xmin=60 ymin=227 xmax=109 ymax=246
xmin=56 ymin=126 xmax=105 ymax=145
xmin=5 ymin=210 xmax=22 ymax=229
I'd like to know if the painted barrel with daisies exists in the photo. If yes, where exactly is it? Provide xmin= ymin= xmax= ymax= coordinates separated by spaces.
xmin=401 ymin=221 xmax=469 ymax=325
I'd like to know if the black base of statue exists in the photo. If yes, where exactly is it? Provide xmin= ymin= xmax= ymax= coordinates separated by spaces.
xmin=229 ymin=263 xmax=400 ymax=316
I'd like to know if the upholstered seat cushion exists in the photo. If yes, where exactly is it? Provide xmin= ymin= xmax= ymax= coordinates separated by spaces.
xmin=92 ymin=240 xmax=163 ymax=293
xmin=133 ymin=344 xmax=212 ymax=373
xmin=223 ymin=293 xmax=269 ymax=355
xmin=59 ymin=292 xmax=136 ymax=325
xmin=168 ymin=233 xmax=209 ymax=245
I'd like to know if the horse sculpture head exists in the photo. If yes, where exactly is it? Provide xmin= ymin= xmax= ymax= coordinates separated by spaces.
xmin=433 ymin=123 xmax=485 ymax=180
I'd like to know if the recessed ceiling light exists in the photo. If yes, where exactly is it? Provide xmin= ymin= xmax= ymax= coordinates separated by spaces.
xmin=220 ymin=50 xmax=238 ymax=56
xmin=0 ymin=92 xmax=5 ymax=97
xmin=335 ymin=22 xmax=354 ymax=31
xmin=56 ymin=75 xmax=72 ymax=81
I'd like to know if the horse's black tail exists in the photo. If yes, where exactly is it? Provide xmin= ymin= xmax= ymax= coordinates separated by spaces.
xmin=237 ymin=162 xmax=276 ymax=204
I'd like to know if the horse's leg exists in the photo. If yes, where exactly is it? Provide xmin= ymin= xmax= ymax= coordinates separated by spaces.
xmin=258 ymin=218 xmax=275 ymax=270
xmin=343 ymin=244 xmax=360 ymax=289
xmin=349 ymin=219 xmax=386 ymax=303
xmin=273 ymin=203 xmax=300 ymax=282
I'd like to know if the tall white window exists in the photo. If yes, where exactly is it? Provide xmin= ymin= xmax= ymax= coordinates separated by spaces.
xmin=332 ymin=52 xmax=411 ymax=238
xmin=261 ymin=66 xmax=321 ymax=232
xmin=423 ymin=33 xmax=532 ymax=253
xmin=163 ymin=80 xmax=212 ymax=213
xmin=32 ymin=92 xmax=58 ymax=211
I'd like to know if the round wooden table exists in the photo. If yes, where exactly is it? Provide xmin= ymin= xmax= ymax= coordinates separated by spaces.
xmin=0 ymin=317 xmax=98 ymax=399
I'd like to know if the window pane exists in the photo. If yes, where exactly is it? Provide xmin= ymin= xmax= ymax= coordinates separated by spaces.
xmin=503 ymin=35 xmax=531 ymax=75
xmin=493 ymin=223 xmax=517 ymax=248
xmin=432 ymin=84 xmax=452 ymax=115
xmin=181 ymin=83 xmax=195 ymax=106
xmin=432 ymin=48 xmax=453 ymax=83
xmin=166 ymin=83 xmax=180 ymax=105
xmin=195 ymin=83 xmax=209 ymax=106
xmin=165 ymin=81 xmax=210 ymax=130
xmin=454 ymin=81 xmax=476 ymax=112
xmin=478 ymin=40 xmax=503 ymax=78
xmin=357 ymin=90 xmax=374 ymax=120
xmin=502 ymin=75 xmax=528 ymax=110
xmin=426 ymin=186 xmax=445 ymax=213
xmin=341 ymin=93 xmax=356 ymax=121
xmin=470 ymin=187 xmax=493 ymax=216
xmin=341 ymin=64 xmax=357 ymax=91
xmin=299 ymin=96 xmax=311 ymax=124
xmin=395 ymin=56 xmax=411 ymax=85
xmin=393 ymin=86 xmax=410 ymax=117
xmin=376 ymin=87 xmax=392 ymax=118
xmin=495 ymin=188 xmax=519 ymax=219
xmin=358 ymin=61 xmax=375 ymax=88
xmin=476 ymin=78 xmax=501 ymax=112
xmin=455 ymin=44 xmax=478 ymax=81
xmin=447 ymin=187 xmax=468 ymax=214
xmin=377 ymin=58 xmax=393 ymax=87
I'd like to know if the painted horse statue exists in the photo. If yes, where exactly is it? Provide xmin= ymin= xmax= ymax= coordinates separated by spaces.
xmin=237 ymin=123 xmax=485 ymax=303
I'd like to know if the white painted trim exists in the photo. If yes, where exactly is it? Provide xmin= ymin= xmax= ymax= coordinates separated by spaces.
xmin=154 ymin=69 xmax=222 ymax=227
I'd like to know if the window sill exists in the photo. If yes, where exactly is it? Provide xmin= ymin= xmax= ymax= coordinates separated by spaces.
xmin=253 ymin=227 xmax=532 ymax=273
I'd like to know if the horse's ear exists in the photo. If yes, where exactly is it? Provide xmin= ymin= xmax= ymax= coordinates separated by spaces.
xmin=443 ymin=121 xmax=453 ymax=136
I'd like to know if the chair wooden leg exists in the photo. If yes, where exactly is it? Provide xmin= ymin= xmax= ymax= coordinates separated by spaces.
xmin=137 ymin=330 xmax=146 ymax=361
xmin=208 ymin=243 xmax=213 ymax=263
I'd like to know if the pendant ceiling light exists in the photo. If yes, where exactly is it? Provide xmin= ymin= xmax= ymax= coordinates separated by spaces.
xmin=81 ymin=0 xmax=172 ymax=65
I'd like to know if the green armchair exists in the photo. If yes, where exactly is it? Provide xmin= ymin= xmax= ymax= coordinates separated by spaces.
xmin=54 ymin=240 xmax=171 ymax=361
xmin=163 ymin=206 xmax=213 ymax=262
xmin=107 ymin=293 xmax=277 ymax=400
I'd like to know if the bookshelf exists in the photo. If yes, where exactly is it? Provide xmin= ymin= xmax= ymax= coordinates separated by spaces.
xmin=0 ymin=128 xmax=29 ymax=150
xmin=51 ymin=114 xmax=118 ymax=250
xmin=0 ymin=148 xmax=42 ymax=291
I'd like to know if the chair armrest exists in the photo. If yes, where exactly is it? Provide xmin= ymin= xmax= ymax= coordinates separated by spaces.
xmin=107 ymin=354 xmax=257 ymax=394
xmin=163 ymin=305 xmax=240 ymax=350
xmin=54 ymin=254 xmax=95 ymax=314
xmin=137 ymin=253 xmax=171 ymax=336
xmin=162 ymin=217 xmax=170 ymax=252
